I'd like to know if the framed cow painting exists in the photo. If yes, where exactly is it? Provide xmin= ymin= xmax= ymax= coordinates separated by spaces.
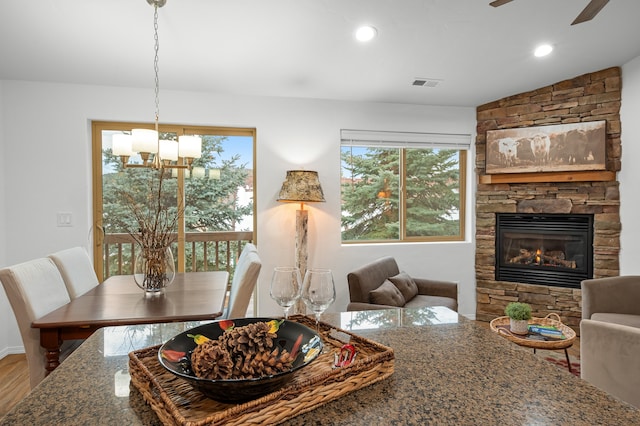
xmin=485 ymin=120 xmax=606 ymax=174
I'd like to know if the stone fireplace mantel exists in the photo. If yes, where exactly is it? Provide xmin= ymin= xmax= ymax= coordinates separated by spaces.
xmin=474 ymin=67 xmax=622 ymax=332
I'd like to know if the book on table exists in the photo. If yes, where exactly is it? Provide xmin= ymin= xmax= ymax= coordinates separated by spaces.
xmin=528 ymin=324 xmax=566 ymax=340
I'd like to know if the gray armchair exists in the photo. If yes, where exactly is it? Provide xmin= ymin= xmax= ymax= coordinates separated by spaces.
xmin=580 ymin=276 xmax=640 ymax=409
xmin=347 ymin=256 xmax=457 ymax=312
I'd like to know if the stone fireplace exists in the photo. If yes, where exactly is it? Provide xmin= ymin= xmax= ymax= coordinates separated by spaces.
xmin=475 ymin=67 xmax=622 ymax=332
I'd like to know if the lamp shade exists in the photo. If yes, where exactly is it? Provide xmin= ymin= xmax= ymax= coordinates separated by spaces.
xmin=178 ymin=135 xmax=202 ymax=159
xmin=277 ymin=170 xmax=326 ymax=203
xmin=131 ymin=128 xmax=158 ymax=154
xmin=159 ymin=139 xmax=179 ymax=161
xmin=112 ymin=134 xmax=134 ymax=156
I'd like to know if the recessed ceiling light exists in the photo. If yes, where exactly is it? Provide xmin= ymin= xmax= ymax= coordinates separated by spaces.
xmin=534 ymin=44 xmax=553 ymax=57
xmin=355 ymin=25 xmax=377 ymax=42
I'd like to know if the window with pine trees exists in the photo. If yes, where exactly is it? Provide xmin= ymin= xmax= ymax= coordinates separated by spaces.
xmin=340 ymin=130 xmax=468 ymax=243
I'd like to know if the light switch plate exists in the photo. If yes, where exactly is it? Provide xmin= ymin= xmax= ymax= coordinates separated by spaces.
xmin=57 ymin=212 xmax=73 ymax=227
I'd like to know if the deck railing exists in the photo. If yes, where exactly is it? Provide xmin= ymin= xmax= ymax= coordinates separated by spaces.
xmin=102 ymin=231 xmax=254 ymax=280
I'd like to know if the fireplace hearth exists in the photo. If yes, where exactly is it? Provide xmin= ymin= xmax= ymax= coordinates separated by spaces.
xmin=495 ymin=214 xmax=594 ymax=289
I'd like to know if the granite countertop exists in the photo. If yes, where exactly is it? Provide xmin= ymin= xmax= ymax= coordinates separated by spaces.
xmin=2 ymin=307 xmax=640 ymax=425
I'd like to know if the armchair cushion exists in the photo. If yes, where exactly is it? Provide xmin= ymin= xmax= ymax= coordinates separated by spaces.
xmin=591 ymin=313 xmax=640 ymax=329
xmin=388 ymin=272 xmax=418 ymax=302
xmin=405 ymin=295 xmax=458 ymax=312
xmin=369 ymin=280 xmax=405 ymax=307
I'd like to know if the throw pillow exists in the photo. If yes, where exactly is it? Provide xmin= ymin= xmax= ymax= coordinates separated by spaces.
xmin=369 ymin=280 xmax=406 ymax=307
xmin=389 ymin=271 xmax=419 ymax=302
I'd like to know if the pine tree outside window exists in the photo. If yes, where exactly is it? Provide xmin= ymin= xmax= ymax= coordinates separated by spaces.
xmin=340 ymin=129 xmax=470 ymax=243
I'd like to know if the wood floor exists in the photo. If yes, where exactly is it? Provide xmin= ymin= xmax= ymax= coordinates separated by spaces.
xmin=0 ymin=319 xmax=581 ymax=418
xmin=0 ymin=354 xmax=29 ymax=417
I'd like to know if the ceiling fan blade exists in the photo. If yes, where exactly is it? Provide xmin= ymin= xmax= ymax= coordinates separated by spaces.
xmin=572 ymin=0 xmax=609 ymax=25
xmin=490 ymin=0 xmax=514 ymax=7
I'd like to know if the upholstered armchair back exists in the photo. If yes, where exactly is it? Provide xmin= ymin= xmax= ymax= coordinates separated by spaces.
xmin=347 ymin=256 xmax=400 ymax=303
xmin=581 ymin=276 xmax=640 ymax=319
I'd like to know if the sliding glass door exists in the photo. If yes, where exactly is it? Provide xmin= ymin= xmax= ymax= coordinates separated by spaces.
xmin=91 ymin=122 xmax=256 ymax=280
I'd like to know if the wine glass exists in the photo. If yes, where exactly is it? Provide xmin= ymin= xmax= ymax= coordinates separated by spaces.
xmin=269 ymin=267 xmax=302 ymax=319
xmin=301 ymin=268 xmax=336 ymax=333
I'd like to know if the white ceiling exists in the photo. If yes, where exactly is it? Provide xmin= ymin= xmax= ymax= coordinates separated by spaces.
xmin=1 ymin=0 xmax=639 ymax=107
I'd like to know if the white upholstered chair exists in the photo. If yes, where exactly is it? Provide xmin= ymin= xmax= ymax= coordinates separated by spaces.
xmin=48 ymin=246 xmax=99 ymax=299
xmin=0 ymin=258 xmax=72 ymax=389
xmin=222 ymin=243 xmax=261 ymax=319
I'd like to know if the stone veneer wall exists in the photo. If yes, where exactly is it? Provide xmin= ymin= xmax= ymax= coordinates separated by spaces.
xmin=475 ymin=67 xmax=622 ymax=332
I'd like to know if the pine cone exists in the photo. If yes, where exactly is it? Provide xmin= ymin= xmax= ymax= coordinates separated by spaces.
xmin=221 ymin=321 xmax=276 ymax=357
xmin=190 ymin=321 xmax=295 ymax=380
xmin=190 ymin=339 xmax=233 ymax=380
xmin=231 ymin=347 xmax=296 ymax=379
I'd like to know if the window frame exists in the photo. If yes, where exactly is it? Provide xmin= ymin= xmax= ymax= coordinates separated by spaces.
xmin=340 ymin=129 xmax=469 ymax=244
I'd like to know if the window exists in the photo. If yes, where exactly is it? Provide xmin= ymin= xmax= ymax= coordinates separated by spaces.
xmin=340 ymin=129 xmax=469 ymax=243
xmin=92 ymin=122 xmax=256 ymax=280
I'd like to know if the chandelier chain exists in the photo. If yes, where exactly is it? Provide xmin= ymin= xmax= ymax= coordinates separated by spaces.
xmin=153 ymin=3 xmax=160 ymax=127
xmin=114 ymin=0 xmax=200 ymax=170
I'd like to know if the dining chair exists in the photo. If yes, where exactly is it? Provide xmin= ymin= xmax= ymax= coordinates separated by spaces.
xmin=0 ymin=258 xmax=73 ymax=389
xmin=222 ymin=243 xmax=261 ymax=319
xmin=48 ymin=246 xmax=99 ymax=299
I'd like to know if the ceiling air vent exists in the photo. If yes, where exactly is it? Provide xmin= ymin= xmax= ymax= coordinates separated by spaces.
xmin=412 ymin=78 xmax=442 ymax=88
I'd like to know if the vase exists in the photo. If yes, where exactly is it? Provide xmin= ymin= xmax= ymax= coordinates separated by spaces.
xmin=510 ymin=318 xmax=530 ymax=335
xmin=134 ymin=246 xmax=175 ymax=293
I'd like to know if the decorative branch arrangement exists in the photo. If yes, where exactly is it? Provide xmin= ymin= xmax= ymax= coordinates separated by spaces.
xmin=121 ymin=169 xmax=182 ymax=291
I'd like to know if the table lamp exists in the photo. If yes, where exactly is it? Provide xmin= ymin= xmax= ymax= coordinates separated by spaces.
xmin=277 ymin=170 xmax=326 ymax=313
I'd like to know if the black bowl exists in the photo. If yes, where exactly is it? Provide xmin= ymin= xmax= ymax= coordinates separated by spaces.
xmin=157 ymin=317 xmax=323 ymax=403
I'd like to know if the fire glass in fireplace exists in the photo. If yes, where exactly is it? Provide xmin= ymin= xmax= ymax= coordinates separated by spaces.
xmin=495 ymin=213 xmax=593 ymax=289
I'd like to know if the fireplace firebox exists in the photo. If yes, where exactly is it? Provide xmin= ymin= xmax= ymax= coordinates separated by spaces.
xmin=495 ymin=213 xmax=593 ymax=289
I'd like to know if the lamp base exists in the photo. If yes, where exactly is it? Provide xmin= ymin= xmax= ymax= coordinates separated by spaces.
xmin=295 ymin=209 xmax=308 ymax=315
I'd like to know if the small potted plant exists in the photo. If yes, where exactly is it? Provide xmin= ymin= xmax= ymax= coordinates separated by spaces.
xmin=505 ymin=302 xmax=532 ymax=335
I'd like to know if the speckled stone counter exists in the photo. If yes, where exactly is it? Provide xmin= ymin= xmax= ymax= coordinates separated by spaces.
xmin=3 ymin=307 xmax=640 ymax=425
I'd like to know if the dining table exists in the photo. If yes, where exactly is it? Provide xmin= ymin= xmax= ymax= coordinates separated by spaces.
xmin=31 ymin=271 xmax=229 ymax=374
xmin=6 ymin=306 xmax=640 ymax=425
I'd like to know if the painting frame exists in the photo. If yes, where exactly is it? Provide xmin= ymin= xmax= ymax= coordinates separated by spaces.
xmin=485 ymin=120 xmax=606 ymax=174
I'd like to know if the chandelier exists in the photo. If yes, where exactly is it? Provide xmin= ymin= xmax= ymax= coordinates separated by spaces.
xmin=112 ymin=0 xmax=201 ymax=169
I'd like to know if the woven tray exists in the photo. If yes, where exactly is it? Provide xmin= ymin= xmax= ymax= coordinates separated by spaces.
xmin=490 ymin=313 xmax=576 ymax=350
xmin=128 ymin=315 xmax=395 ymax=426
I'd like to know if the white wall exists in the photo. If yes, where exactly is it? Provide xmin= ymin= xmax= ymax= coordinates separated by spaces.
xmin=0 ymin=80 xmax=477 ymax=354
xmin=0 ymin=81 xmax=16 ymax=358
xmin=620 ymin=56 xmax=640 ymax=274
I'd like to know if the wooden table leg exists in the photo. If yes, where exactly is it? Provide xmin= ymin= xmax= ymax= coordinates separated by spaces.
xmin=39 ymin=328 xmax=62 ymax=374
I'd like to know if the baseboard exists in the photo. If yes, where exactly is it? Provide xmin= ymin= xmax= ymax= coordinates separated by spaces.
xmin=0 ymin=345 xmax=25 ymax=360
